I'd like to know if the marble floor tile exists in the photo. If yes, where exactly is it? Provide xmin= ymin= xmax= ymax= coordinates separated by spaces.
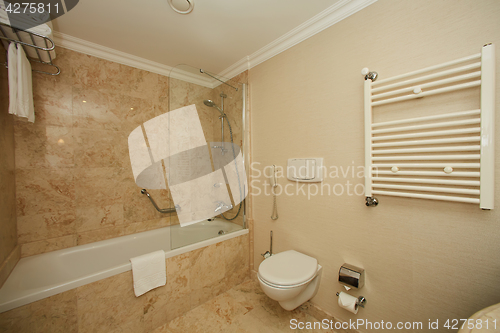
xmin=151 ymin=279 xmax=338 ymax=333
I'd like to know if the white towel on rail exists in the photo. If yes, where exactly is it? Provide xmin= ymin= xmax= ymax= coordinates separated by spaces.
xmin=130 ymin=250 xmax=166 ymax=297
xmin=17 ymin=44 xmax=35 ymax=122
xmin=8 ymin=43 xmax=35 ymax=122
xmin=0 ymin=1 xmax=56 ymax=62
xmin=7 ymin=42 xmax=18 ymax=115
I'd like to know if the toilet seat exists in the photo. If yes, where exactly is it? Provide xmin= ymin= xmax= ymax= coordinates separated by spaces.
xmin=258 ymin=250 xmax=318 ymax=287
xmin=258 ymin=271 xmax=318 ymax=289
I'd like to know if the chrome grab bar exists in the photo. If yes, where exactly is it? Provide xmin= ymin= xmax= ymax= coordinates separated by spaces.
xmin=141 ymin=189 xmax=180 ymax=214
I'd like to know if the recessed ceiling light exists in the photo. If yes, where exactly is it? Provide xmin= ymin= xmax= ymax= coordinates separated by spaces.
xmin=82 ymin=100 xmax=87 ymax=103
xmin=168 ymin=0 xmax=194 ymax=14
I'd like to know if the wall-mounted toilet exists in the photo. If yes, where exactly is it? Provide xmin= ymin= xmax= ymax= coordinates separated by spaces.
xmin=258 ymin=250 xmax=322 ymax=311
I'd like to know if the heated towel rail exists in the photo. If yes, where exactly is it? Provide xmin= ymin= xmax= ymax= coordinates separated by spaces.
xmin=364 ymin=43 xmax=495 ymax=209
xmin=0 ymin=21 xmax=60 ymax=75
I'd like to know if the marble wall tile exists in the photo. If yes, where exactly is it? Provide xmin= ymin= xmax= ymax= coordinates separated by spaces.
xmin=17 ymin=210 xmax=76 ymax=244
xmin=166 ymin=253 xmax=191 ymax=300
xmin=14 ymin=47 xmax=247 ymax=260
xmin=76 ymin=225 xmax=126 ymax=245
xmin=71 ymin=53 xmax=125 ymax=93
xmin=1 ymin=233 xmax=249 ymax=332
xmin=108 ymin=93 xmax=156 ymax=133
xmin=123 ymin=188 xmax=171 ymax=223
xmin=14 ymin=122 xmax=74 ymax=169
xmin=77 ymin=271 xmax=144 ymax=333
xmin=73 ymin=128 xmax=128 ymax=168
xmin=0 ymin=50 xmax=18 ymax=285
xmin=73 ymin=167 xmax=128 ymax=208
xmin=72 ymin=88 xmax=120 ymax=131
xmin=144 ymin=258 xmax=192 ymax=332
xmin=75 ymin=204 xmax=124 ymax=233
xmin=21 ymin=234 xmax=77 ymax=257
xmin=224 ymin=234 xmax=250 ymax=287
xmin=119 ymin=64 xmax=160 ymax=101
xmin=32 ymin=47 xmax=74 ymax=86
xmin=0 ymin=289 xmax=77 ymax=333
xmin=189 ymin=242 xmax=228 ymax=308
xmin=0 ymin=246 xmax=19 ymax=290
xmin=76 ymin=217 xmax=170 ymax=245
xmin=16 ymin=168 xmax=75 ymax=217
xmin=31 ymin=76 xmax=73 ymax=127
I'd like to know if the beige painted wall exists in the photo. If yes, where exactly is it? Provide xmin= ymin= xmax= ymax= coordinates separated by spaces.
xmin=249 ymin=0 xmax=500 ymax=328
xmin=0 ymin=50 xmax=19 ymax=287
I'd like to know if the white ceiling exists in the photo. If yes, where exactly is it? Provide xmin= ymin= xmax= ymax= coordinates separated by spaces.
xmin=52 ymin=0 xmax=345 ymax=74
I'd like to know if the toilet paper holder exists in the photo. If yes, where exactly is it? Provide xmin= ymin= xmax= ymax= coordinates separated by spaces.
xmin=336 ymin=292 xmax=366 ymax=308
xmin=339 ymin=263 xmax=364 ymax=289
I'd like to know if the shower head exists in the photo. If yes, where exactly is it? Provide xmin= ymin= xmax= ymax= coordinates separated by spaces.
xmin=203 ymin=100 xmax=225 ymax=116
xmin=203 ymin=99 xmax=216 ymax=108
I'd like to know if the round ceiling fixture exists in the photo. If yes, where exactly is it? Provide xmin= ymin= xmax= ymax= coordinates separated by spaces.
xmin=168 ymin=0 xmax=194 ymax=14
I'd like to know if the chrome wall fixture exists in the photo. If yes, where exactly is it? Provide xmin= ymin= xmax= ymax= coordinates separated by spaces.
xmin=200 ymin=69 xmax=239 ymax=91
xmin=261 ymin=230 xmax=273 ymax=259
xmin=365 ymin=196 xmax=378 ymax=207
xmin=363 ymin=43 xmax=496 ymax=209
xmin=0 ymin=22 xmax=60 ymax=75
xmin=335 ymin=293 xmax=366 ymax=308
xmin=141 ymin=189 xmax=180 ymax=213
xmin=167 ymin=0 xmax=194 ymax=14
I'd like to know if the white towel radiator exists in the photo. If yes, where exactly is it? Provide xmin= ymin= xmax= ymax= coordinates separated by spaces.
xmin=363 ymin=43 xmax=495 ymax=209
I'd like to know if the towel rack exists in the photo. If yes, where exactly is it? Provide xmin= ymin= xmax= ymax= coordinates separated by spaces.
xmin=363 ymin=43 xmax=495 ymax=209
xmin=0 ymin=22 xmax=60 ymax=75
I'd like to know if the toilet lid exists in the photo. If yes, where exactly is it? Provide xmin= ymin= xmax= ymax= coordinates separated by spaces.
xmin=258 ymin=250 xmax=318 ymax=286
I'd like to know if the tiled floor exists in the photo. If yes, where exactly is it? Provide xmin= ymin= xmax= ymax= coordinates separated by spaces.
xmin=152 ymin=279 xmax=337 ymax=333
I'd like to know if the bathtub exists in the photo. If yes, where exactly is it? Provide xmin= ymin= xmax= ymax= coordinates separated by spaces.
xmin=0 ymin=220 xmax=248 ymax=313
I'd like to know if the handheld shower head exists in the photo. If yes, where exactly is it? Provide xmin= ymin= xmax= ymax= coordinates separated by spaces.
xmin=203 ymin=99 xmax=225 ymax=116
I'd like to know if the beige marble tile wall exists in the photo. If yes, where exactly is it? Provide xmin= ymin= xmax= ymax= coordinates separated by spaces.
xmin=0 ymin=51 xmax=20 ymax=288
xmin=250 ymin=0 xmax=500 ymax=327
xmin=169 ymin=77 xmax=215 ymax=144
xmin=14 ymin=48 xmax=205 ymax=257
xmin=0 ymin=233 xmax=249 ymax=333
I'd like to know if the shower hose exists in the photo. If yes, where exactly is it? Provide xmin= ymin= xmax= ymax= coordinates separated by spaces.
xmin=220 ymin=117 xmax=244 ymax=221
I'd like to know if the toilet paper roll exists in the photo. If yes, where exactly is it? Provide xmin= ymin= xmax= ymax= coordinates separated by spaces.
xmin=338 ymin=292 xmax=358 ymax=314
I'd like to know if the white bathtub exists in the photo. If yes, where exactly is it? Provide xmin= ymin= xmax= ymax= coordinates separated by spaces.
xmin=0 ymin=220 xmax=247 ymax=313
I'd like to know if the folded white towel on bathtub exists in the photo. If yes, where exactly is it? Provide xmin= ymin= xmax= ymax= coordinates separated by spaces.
xmin=130 ymin=250 xmax=166 ymax=297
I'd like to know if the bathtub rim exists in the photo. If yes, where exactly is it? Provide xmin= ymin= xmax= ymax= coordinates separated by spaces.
xmin=0 ymin=226 xmax=248 ymax=314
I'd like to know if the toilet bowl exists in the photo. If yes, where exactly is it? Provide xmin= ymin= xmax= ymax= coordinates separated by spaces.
xmin=258 ymin=250 xmax=322 ymax=311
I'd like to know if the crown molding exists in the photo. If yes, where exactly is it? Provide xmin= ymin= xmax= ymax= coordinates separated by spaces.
xmin=219 ymin=0 xmax=377 ymax=80
xmin=53 ymin=0 xmax=376 ymax=86
xmin=52 ymin=31 xmax=215 ymax=88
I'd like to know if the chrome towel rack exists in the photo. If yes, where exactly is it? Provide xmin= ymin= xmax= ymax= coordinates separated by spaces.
xmin=363 ymin=43 xmax=495 ymax=209
xmin=0 ymin=21 xmax=60 ymax=75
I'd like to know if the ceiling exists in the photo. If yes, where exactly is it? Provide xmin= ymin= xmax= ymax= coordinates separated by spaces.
xmin=52 ymin=0 xmax=346 ymax=75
